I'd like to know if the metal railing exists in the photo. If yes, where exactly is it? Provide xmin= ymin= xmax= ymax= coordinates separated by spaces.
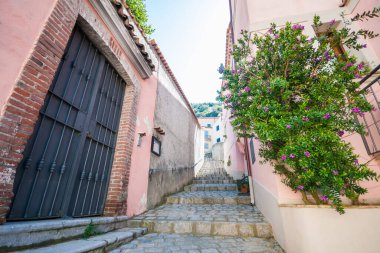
xmin=358 ymin=64 xmax=380 ymax=155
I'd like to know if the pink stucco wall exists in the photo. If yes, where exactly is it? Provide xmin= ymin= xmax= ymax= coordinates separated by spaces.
xmin=0 ymin=0 xmax=58 ymax=114
xmin=351 ymin=0 xmax=380 ymax=65
xmin=222 ymin=109 xmax=246 ymax=179
xmin=126 ymin=74 xmax=158 ymax=217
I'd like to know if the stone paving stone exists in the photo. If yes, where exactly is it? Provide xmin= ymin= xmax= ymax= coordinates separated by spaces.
xmin=128 ymin=204 xmax=265 ymax=223
xmin=166 ymin=191 xmax=251 ymax=204
xmin=184 ymin=184 xmax=237 ymax=192
xmin=114 ymin=233 xmax=284 ymax=253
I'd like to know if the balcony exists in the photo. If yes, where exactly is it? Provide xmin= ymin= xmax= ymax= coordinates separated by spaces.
xmin=358 ymin=64 xmax=380 ymax=155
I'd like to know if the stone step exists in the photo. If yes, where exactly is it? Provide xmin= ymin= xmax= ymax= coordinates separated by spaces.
xmin=184 ymin=183 xmax=237 ymax=192
xmin=0 ymin=216 xmax=129 ymax=251
xmin=166 ymin=191 xmax=251 ymax=205
xmin=111 ymin=233 xmax=284 ymax=253
xmin=16 ymin=227 xmax=147 ymax=253
xmin=195 ymin=176 xmax=233 ymax=181
xmin=127 ymin=204 xmax=272 ymax=238
xmin=193 ymin=179 xmax=236 ymax=184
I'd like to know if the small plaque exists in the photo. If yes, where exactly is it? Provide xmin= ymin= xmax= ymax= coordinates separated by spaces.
xmin=151 ymin=136 xmax=161 ymax=156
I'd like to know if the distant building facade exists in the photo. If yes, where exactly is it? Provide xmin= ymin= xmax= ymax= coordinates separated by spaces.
xmin=198 ymin=116 xmax=224 ymax=154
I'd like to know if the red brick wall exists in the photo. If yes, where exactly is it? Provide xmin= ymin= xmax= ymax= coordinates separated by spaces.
xmin=104 ymin=84 xmax=139 ymax=216
xmin=0 ymin=0 xmax=139 ymax=223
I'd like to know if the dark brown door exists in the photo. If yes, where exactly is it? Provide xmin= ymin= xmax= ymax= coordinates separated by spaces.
xmin=8 ymin=26 xmax=125 ymax=220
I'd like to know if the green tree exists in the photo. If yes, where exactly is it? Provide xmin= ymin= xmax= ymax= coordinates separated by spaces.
xmin=126 ymin=0 xmax=155 ymax=35
xmin=218 ymin=9 xmax=379 ymax=213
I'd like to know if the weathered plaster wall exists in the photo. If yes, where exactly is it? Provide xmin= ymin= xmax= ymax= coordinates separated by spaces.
xmin=211 ymin=142 xmax=224 ymax=161
xmin=146 ymin=76 xmax=200 ymax=209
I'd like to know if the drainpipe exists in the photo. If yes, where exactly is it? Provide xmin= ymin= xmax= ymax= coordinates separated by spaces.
xmin=243 ymin=138 xmax=255 ymax=205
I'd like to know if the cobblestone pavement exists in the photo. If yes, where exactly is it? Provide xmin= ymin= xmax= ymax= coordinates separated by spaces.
xmin=114 ymin=233 xmax=284 ymax=253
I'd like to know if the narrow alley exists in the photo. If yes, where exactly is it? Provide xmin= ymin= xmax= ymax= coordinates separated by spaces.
xmin=1 ymin=1 xmax=380 ymax=253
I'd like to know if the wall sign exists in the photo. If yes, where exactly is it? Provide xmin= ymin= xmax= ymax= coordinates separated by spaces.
xmin=151 ymin=136 xmax=161 ymax=156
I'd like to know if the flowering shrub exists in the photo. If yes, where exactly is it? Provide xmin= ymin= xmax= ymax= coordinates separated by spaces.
xmin=218 ymin=11 xmax=379 ymax=213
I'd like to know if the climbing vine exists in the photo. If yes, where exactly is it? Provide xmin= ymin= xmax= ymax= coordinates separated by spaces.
xmin=217 ymin=10 xmax=380 ymax=213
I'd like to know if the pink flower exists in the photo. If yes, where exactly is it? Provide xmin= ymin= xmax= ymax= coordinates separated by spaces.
xmin=304 ymin=151 xmax=311 ymax=157
xmin=354 ymin=159 xmax=359 ymax=165
xmin=320 ymin=195 xmax=329 ymax=202
xmin=337 ymin=131 xmax=345 ymax=137
xmin=354 ymin=73 xmax=362 ymax=79
xmin=323 ymin=113 xmax=331 ymax=119
xmin=329 ymin=19 xmax=336 ymax=26
xmin=351 ymin=107 xmax=361 ymax=113
xmin=263 ymin=107 xmax=269 ymax=112
xmin=333 ymin=170 xmax=339 ymax=175
xmin=303 ymin=168 xmax=309 ymax=171
xmin=281 ymin=155 xmax=287 ymax=160
xmin=286 ymin=124 xmax=292 ymax=129
xmin=357 ymin=63 xmax=365 ymax=69
xmin=343 ymin=62 xmax=353 ymax=70
xmin=362 ymin=44 xmax=367 ymax=48
xmin=297 ymin=185 xmax=304 ymax=190
xmin=302 ymin=117 xmax=310 ymax=121
xmin=289 ymin=154 xmax=296 ymax=159
xmin=244 ymin=87 xmax=251 ymax=92
xmin=373 ymin=107 xmax=378 ymax=112
xmin=291 ymin=24 xmax=304 ymax=30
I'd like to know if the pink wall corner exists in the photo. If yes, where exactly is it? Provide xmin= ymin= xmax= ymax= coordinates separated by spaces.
xmin=250 ymin=138 xmax=306 ymax=204
xmin=0 ymin=0 xmax=58 ymax=114
xmin=223 ymin=109 xmax=246 ymax=178
xmin=126 ymin=73 xmax=158 ymax=217
xmin=343 ymin=132 xmax=380 ymax=204
xmin=350 ymin=0 xmax=380 ymax=65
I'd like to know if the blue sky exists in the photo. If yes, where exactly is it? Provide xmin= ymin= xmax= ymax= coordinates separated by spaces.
xmin=146 ymin=0 xmax=230 ymax=103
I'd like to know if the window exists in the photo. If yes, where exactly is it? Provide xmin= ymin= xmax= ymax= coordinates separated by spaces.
xmin=207 ymin=124 xmax=211 ymax=128
xmin=217 ymin=138 xmax=221 ymax=143
xmin=204 ymin=131 xmax=209 ymax=137
xmin=249 ymin=138 xmax=256 ymax=164
xmin=204 ymin=143 xmax=209 ymax=149
xmin=216 ymin=125 xmax=220 ymax=131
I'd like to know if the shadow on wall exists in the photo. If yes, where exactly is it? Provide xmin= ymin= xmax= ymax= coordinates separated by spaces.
xmin=146 ymin=167 xmax=194 ymax=209
xmin=146 ymin=82 xmax=201 ymax=209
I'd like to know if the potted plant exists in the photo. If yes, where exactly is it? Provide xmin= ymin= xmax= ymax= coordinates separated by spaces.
xmin=237 ymin=174 xmax=249 ymax=194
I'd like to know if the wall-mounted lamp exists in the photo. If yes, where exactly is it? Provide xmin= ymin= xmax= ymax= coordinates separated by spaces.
xmin=137 ymin=132 xmax=146 ymax=146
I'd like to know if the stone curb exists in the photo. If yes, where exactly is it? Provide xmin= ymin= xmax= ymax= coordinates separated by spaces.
xmin=15 ymin=227 xmax=147 ymax=253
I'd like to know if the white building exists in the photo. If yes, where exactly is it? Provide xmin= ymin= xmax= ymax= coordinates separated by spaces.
xmin=198 ymin=116 xmax=224 ymax=153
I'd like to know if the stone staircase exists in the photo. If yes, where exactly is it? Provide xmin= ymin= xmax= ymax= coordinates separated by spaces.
xmin=113 ymin=159 xmax=284 ymax=252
